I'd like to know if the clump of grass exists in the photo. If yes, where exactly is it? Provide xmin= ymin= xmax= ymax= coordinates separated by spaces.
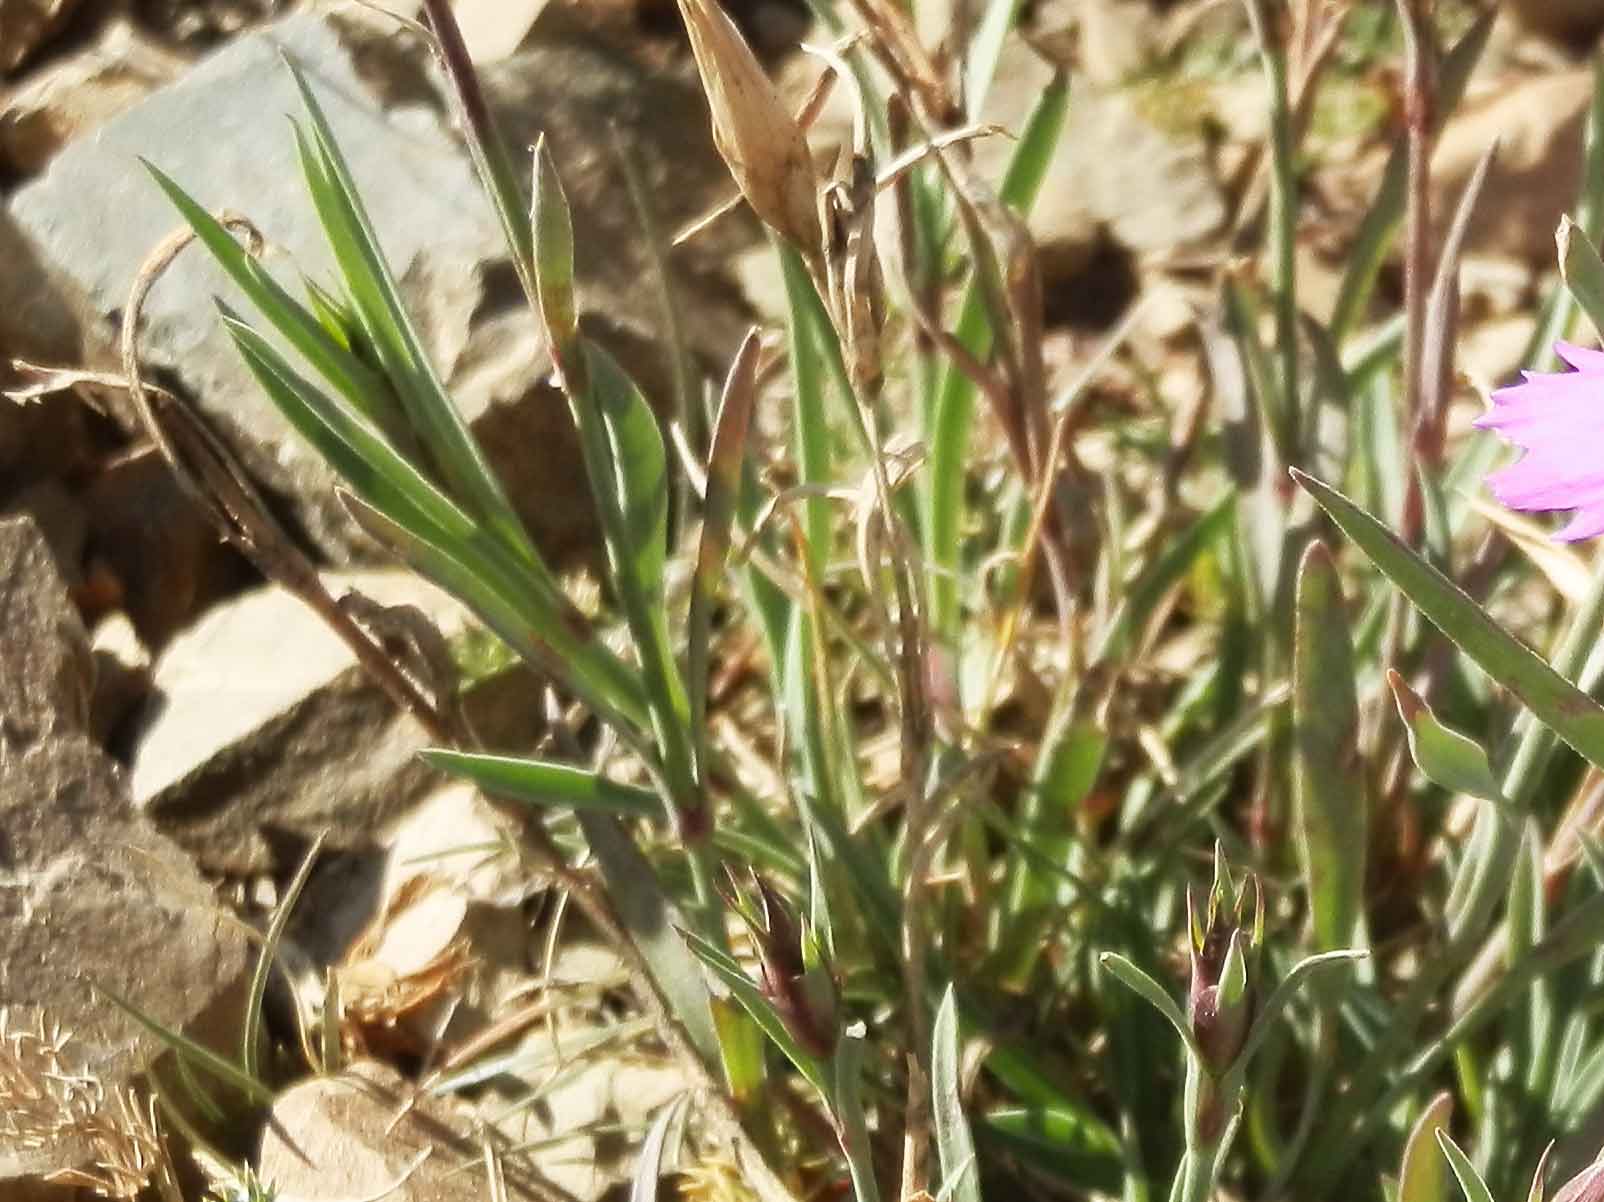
xmin=99 ymin=0 xmax=1604 ymax=1200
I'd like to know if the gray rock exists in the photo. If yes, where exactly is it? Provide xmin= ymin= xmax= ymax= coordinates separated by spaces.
xmin=258 ymin=1059 xmax=548 ymax=1201
xmin=129 ymin=570 xmax=543 ymax=874
xmin=9 ymin=9 xmax=753 ymax=565
xmin=0 ymin=212 xmax=110 ymax=498
xmin=9 ymin=14 xmax=501 ymax=560
xmin=0 ymin=515 xmax=91 ymax=745
xmin=0 ymin=517 xmax=249 ymax=1187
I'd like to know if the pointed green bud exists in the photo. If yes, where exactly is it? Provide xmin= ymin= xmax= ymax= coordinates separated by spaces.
xmin=725 ymin=869 xmax=840 ymax=1059
xmin=531 ymin=134 xmax=577 ymax=359
xmin=1211 ymin=840 xmax=1235 ymax=918
xmin=1219 ymin=930 xmax=1249 ymax=1010
xmin=1188 ymin=849 xmax=1260 ymax=1073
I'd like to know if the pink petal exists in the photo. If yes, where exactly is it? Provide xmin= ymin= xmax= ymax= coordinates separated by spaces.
xmin=1555 ymin=341 xmax=1604 ymax=373
xmin=1478 ymin=343 xmax=1604 ymax=541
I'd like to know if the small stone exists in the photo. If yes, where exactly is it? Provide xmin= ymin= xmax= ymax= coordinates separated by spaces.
xmin=128 ymin=570 xmax=543 ymax=874
xmin=0 ymin=515 xmax=91 ymax=745
xmin=452 ymin=0 xmax=547 ymax=62
xmin=259 ymin=1059 xmax=546 ymax=1201
xmin=380 ymin=781 xmax=525 ymax=907
xmin=88 ymin=611 xmax=153 ymax=750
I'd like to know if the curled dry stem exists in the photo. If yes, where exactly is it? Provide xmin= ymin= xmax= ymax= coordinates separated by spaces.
xmin=121 ymin=217 xmax=457 ymax=745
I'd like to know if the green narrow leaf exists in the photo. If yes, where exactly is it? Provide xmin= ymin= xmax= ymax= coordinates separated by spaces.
xmin=1094 ymin=492 xmax=1237 ymax=664
xmin=1397 ymin=1093 xmax=1453 ymax=1202
xmin=220 ymin=312 xmax=484 ymax=545
xmin=1293 ymin=469 xmax=1604 ymax=774
xmin=579 ymin=339 xmax=696 ymax=814
xmin=689 ymin=330 xmax=761 ymax=739
xmin=629 ymin=1096 xmax=686 ymax=1202
xmin=532 ymin=135 xmax=578 ymax=351
xmin=933 ymin=986 xmax=981 ymax=1202
xmin=286 ymin=69 xmax=535 ymax=562
xmin=1436 ymin=1132 xmax=1497 ymax=1202
xmin=340 ymin=492 xmax=650 ymax=731
xmin=242 ymin=831 xmax=326 ymax=1078
xmin=964 ymin=0 xmax=1029 ymax=119
xmin=679 ymin=926 xmax=829 ymax=1096
xmin=225 ymin=313 xmax=647 ymax=723
xmin=1387 ymin=671 xmax=1518 ymax=944
xmin=1097 ymin=953 xmax=1203 ymax=1062
xmin=1560 ymin=216 xmax=1604 ymax=337
xmin=1231 ymin=950 xmax=1366 ymax=1076
xmin=580 ymin=813 xmax=721 ymax=1067
xmin=977 ymin=1109 xmax=1123 ymax=1194
xmin=925 ymin=74 xmax=1069 ymax=640
xmin=587 ymin=341 xmax=671 ymax=614
xmin=835 ymin=1027 xmax=882 ymax=1202
xmin=712 ymin=996 xmax=768 ymax=1104
xmin=421 ymin=750 xmax=658 ymax=817
xmin=1292 ymin=542 xmax=1366 ymax=952
xmin=96 ymin=985 xmax=274 ymax=1106
xmin=143 ymin=162 xmax=390 ymax=412
xmin=778 ymin=240 xmax=834 ymax=571
xmin=1387 ymin=671 xmax=1503 ymax=803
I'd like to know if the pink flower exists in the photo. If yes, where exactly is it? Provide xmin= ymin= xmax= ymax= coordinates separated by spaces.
xmin=1476 ymin=341 xmax=1604 ymax=541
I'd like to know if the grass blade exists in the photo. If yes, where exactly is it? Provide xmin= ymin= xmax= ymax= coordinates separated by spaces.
xmin=241 ymin=831 xmax=326 ymax=1078
xmin=286 ymin=67 xmax=535 ymax=562
xmin=1386 ymin=670 xmax=1504 ymax=804
xmin=1398 ymin=1093 xmax=1454 ymax=1202
xmin=96 ymin=985 xmax=274 ymax=1106
xmin=340 ymin=492 xmax=649 ymax=730
xmin=1559 ymin=216 xmax=1604 ymax=336
xmin=1436 ymin=1132 xmax=1497 ymax=1202
xmin=933 ymin=986 xmax=981 ymax=1202
xmin=421 ymin=750 xmax=659 ymax=817
xmin=1097 ymin=952 xmax=1203 ymax=1061
xmin=689 ymin=330 xmax=761 ymax=741
xmin=925 ymin=74 xmax=1069 ymax=639
xmin=629 ymin=1096 xmax=687 ymax=1202
xmin=580 ymin=812 xmax=721 ymax=1067
xmin=679 ymin=926 xmax=830 ymax=1095
xmin=1293 ymin=468 xmax=1604 ymax=774
xmin=417 ymin=0 xmax=537 ymax=303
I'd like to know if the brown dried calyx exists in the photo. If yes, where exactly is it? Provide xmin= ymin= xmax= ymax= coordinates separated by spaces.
xmin=675 ymin=0 xmax=821 ymax=260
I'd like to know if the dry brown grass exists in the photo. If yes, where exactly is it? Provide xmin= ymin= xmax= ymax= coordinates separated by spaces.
xmin=0 ymin=1006 xmax=175 ymax=1199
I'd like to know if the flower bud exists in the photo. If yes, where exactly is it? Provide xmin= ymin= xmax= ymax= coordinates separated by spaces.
xmin=674 ymin=0 xmax=820 ymax=257
xmin=726 ymin=870 xmax=840 ymax=1059
xmin=1187 ymin=848 xmax=1263 ymax=1073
